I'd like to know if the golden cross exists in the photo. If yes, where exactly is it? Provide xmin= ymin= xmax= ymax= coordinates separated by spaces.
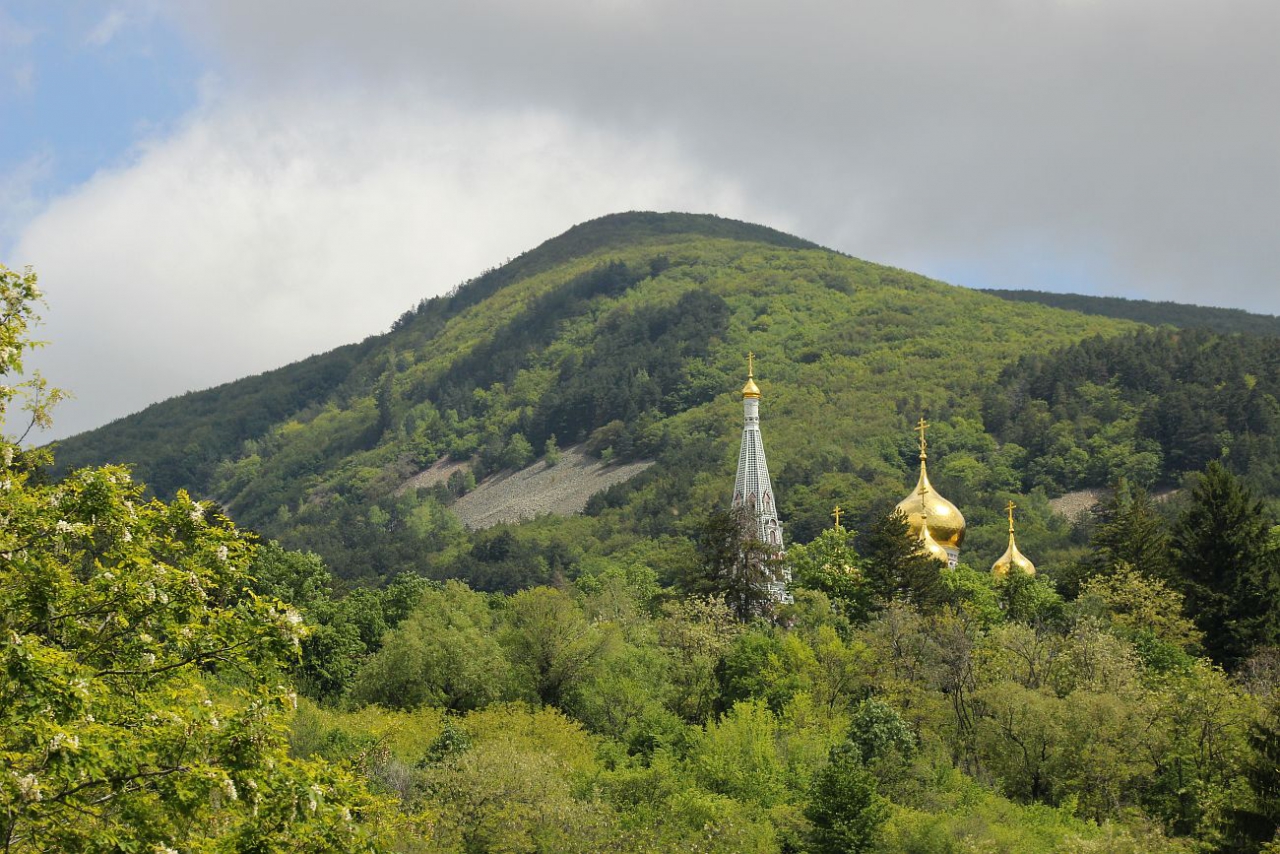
xmin=915 ymin=417 xmax=929 ymax=456
xmin=1006 ymin=500 xmax=1017 ymax=533
xmin=747 ymin=351 xmax=755 ymax=378
xmin=832 ymin=505 xmax=843 ymax=529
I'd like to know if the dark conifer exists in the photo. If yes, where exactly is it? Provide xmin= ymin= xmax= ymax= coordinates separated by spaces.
xmin=1091 ymin=478 xmax=1173 ymax=581
xmin=690 ymin=506 xmax=778 ymax=621
xmin=1223 ymin=700 xmax=1280 ymax=853
xmin=1172 ymin=461 xmax=1277 ymax=667
xmin=859 ymin=508 xmax=945 ymax=612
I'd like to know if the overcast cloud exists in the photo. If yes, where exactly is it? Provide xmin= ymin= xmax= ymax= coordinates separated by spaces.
xmin=8 ymin=0 xmax=1280 ymax=438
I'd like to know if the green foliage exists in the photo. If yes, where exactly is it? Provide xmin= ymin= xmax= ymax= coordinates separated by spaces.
xmin=986 ymin=328 xmax=1280 ymax=494
xmin=688 ymin=505 xmax=783 ymax=621
xmin=859 ymin=508 xmax=945 ymax=611
xmin=351 ymin=581 xmax=510 ymax=711
xmin=788 ymin=526 xmax=875 ymax=622
xmin=1078 ymin=564 xmax=1202 ymax=654
xmin=502 ymin=586 xmax=615 ymax=707
xmin=804 ymin=745 xmax=888 ymax=854
xmin=0 ymin=264 xmax=65 ymax=444
xmin=1072 ymin=479 xmax=1173 ymax=592
xmin=0 ymin=468 xmax=392 ymax=851
xmin=1225 ymin=698 xmax=1280 ymax=852
xmin=983 ymin=288 xmax=1280 ymax=337
xmin=847 ymin=698 xmax=917 ymax=765
xmin=1172 ymin=461 xmax=1279 ymax=667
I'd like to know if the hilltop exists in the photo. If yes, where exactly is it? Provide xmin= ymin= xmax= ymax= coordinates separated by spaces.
xmin=51 ymin=212 xmax=1280 ymax=588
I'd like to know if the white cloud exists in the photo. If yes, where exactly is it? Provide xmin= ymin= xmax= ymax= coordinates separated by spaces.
xmin=8 ymin=0 xmax=1280 ymax=440
xmin=171 ymin=0 xmax=1280 ymax=308
xmin=85 ymin=8 xmax=128 ymax=47
xmin=0 ymin=10 xmax=35 ymax=47
xmin=14 ymin=89 xmax=758 ymax=439
xmin=0 ymin=151 xmax=53 ymax=253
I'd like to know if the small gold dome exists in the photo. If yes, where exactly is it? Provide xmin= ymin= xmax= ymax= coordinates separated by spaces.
xmin=919 ymin=521 xmax=951 ymax=565
xmin=992 ymin=501 xmax=1036 ymax=577
xmin=896 ymin=463 xmax=966 ymax=549
xmin=992 ymin=537 xmax=1036 ymax=577
xmin=742 ymin=352 xmax=761 ymax=399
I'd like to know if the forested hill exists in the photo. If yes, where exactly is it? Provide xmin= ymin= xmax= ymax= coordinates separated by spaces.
xmin=983 ymin=288 xmax=1280 ymax=337
xmin=51 ymin=212 xmax=818 ymax=496
xmin=18 ymin=222 xmax=1280 ymax=854
xmin=46 ymin=211 xmax=1142 ymax=585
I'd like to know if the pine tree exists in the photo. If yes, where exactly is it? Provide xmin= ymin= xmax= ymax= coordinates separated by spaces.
xmin=859 ymin=508 xmax=945 ymax=611
xmin=804 ymin=745 xmax=889 ymax=854
xmin=1172 ymin=461 xmax=1278 ymax=667
xmin=690 ymin=506 xmax=779 ymax=621
xmin=1223 ymin=700 xmax=1280 ymax=853
xmin=1093 ymin=478 xmax=1173 ymax=581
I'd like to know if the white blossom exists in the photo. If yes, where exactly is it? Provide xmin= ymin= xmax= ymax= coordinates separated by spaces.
xmin=15 ymin=773 xmax=41 ymax=802
xmin=215 ymin=544 xmax=228 ymax=563
xmin=48 ymin=732 xmax=79 ymax=753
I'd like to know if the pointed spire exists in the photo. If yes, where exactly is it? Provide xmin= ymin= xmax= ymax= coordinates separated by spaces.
xmin=732 ymin=354 xmax=789 ymax=605
xmin=742 ymin=351 xmax=761 ymax=399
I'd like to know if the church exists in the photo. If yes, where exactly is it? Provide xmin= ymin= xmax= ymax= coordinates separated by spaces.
xmin=730 ymin=356 xmax=1036 ymax=604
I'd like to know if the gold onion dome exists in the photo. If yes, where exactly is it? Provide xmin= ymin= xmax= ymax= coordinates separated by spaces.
xmin=895 ymin=419 xmax=966 ymax=550
xmin=992 ymin=501 xmax=1036 ymax=577
xmin=742 ymin=352 xmax=762 ymax=399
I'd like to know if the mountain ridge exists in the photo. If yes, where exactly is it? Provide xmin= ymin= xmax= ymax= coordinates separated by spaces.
xmin=50 ymin=211 xmax=1280 ymax=591
xmin=52 ymin=212 xmax=1150 ymax=585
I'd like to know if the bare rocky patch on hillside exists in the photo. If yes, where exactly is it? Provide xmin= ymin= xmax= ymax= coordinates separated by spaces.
xmin=1048 ymin=486 xmax=1180 ymax=521
xmin=398 ymin=444 xmax=654 ymax=529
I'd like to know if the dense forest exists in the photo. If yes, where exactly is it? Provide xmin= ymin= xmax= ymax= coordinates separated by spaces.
xmin=11 ymin=212 xmax=1280 ymax=852
xmin=983 ymin=289 xmax=1280 ymax=338
xmin=985 ymin=328 xmax=1280 ymax=496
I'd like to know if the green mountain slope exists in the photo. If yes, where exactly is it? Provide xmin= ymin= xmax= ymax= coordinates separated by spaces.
xmin=982 ymin=288 xmax=1280 ymax=337
xmin=54 ymin=212 xmax=1154 ymax=585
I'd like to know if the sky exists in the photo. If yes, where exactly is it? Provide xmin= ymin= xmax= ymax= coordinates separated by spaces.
xmin=2 ymin=0 xmax=1278 ymax=440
